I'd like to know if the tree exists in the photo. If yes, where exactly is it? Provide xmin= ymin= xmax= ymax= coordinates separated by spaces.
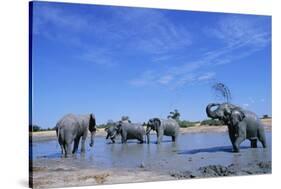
xmin=167 ymin=109 xmax=180 ymax=121
xmin=32 ymin=125 xmax=41 ymax=132
xmin=262 ymin=114 xmax=271 ymax=119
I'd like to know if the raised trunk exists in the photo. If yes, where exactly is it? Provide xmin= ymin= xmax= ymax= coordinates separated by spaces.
xmin=206 ymin=103 xmax=220 ymax=119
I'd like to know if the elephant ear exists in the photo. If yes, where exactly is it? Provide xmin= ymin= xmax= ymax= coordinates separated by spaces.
xmin=236 ymin=110 xmax=245 ymax=121
xmin=231 ymin=110 xmax=245 ymax=122
xmin=89 ymin=114 xmax=96 ymax=132
xmin=153 ymin=118 xmax=161 ymax=129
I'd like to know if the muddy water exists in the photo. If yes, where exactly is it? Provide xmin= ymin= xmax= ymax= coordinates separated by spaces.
xmin=32 ymin=132 xmax=271 ymax=172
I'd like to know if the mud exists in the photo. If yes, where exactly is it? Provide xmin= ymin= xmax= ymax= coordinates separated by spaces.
xmin=31 ymin=132 xmax=272 ymax=188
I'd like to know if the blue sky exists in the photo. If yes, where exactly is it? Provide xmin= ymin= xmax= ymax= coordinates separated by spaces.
xmin=31 ymin=2 xmax=271 ymax=128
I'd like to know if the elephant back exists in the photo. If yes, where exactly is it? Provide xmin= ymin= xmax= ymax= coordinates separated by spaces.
xmin=121 ymin=123 xmax=145 ymax=135
xmin=160 ymin=118 xmax=179 ymax=128
xmin=56 ymin=114 xmax=79 ymax=128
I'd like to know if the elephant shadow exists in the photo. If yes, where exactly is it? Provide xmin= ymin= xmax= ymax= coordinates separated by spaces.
xmin=177 ymin=146 xmax=249 ymax=155
xmin=107 ymin=141 xmax=144 ymax=144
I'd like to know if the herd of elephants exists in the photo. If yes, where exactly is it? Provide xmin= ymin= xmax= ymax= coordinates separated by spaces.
xmin=55 ymin=102 xmax=267 ymax=157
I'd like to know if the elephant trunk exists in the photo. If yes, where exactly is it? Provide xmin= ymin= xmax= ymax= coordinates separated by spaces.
xmin=206 ymin=103 xmax=220 ymax=119
xmin=111 ymin=132 xmax=117 ymax=139
xmin=89 ymin=131 xmax=95 ymax=147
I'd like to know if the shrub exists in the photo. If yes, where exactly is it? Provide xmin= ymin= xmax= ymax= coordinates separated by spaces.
xmin=32 ymin=125 xmax=41 ymax=132
xmin=262 ymin=115 xmax=271 ymax=119
xmin=178 ymin=120 xmax=197 ymax=128
xmin=200 ymin=119 xmax=224 ymax=126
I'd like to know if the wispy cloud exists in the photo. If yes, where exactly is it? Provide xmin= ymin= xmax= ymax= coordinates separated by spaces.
xmin=130 ymin=15 xmax=270 ymax=88
xmin=34 ymin=4 xmax=193 ymax=65
xmin=34 ymin=4 xmax=270 ymax=88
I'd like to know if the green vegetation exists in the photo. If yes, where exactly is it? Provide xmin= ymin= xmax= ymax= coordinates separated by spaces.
xmin=167 ymin=109 xmax=198 ymax=128
xmin=200 ymin=119 xmax=224 ymax=126
xmin=97 ymin=124 xmax=108 ymax=129
xmin=262 ymin=114 xmax=271 ymax=119
xmin=31 ymin=125 xmax=56 ymax=132
xmin=178 ymin=120 xmax=199 ymax=128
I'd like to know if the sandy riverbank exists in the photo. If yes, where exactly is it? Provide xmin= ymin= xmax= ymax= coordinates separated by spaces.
xmin=31 ymin=118 xmax=272 ymax=142
xmin=32 ymin=160 xmax=271 ymax=188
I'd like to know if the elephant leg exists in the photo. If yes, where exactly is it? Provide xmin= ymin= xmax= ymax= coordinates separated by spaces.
xmin=233 ymin=136 xmax=245 ymax=153
xmin=138 ymin=136 xmax=144 ymax=144
xmin=172 ymin=136 xmax=177 ymax=142
xmin=72 ymin=137 xmax=80 ymax=154
xmin=258 ymin=128 xmax=267 ymax=148
xmin=250 ymin=139 xmax=257 ymax=148
xmin=80 ymin=137 xmax=86 ymax=153
xmin=121 ymin=135 xmax=127 ymax=144
xmin=60 ymin=145 xmax=64 ymax=155
xmin=121 ymin=130 xmax=128 ymax=144
xmin=156 ymin=130 xmax=163 ymax=144
xmin=58 ymin=139 xmax=64 ymax=155
xmin=228 ymin=127 xmax=236 ymax=150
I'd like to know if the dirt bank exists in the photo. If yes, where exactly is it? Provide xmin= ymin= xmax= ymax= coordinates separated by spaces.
xmin=32 ymin=159 xmax=271 ymax=188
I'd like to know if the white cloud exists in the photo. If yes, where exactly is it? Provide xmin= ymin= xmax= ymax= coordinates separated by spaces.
xmin=129 ymin=15 xmax=270 ymax=88
xmin=197 ymin=72 xmax=216 ymax=81
xmin=78 ymin=49 xmax=116 ymax=67
xmin=157 ymin=75 xmax=173 ymax=84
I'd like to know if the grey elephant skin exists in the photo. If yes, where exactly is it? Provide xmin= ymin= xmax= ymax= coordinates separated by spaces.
xmin=116 ymin=122 xmax=146 ymax=144
xmin=105 ymin=124 xmax=119 ymax=143
xmin=146 ymin=118 xmax=180 ymax=144
xmin=56 ymin=113 xmax=96 ymax=157
xmin=206 ymin=103 xmax=266 ymax=152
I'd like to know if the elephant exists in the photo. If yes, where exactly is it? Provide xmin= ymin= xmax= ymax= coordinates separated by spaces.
xmin=116 ymin=122 xmax=146 ymax=144
xmin=146 ymin=118 xmax=180 ymax=144
xmin=56 ymin=113 xmax=96 ymax=157
xmin=105 ymin=124 xmax=119 ymax=143
xmin=206 ymin=103 xmax=266 ymax=152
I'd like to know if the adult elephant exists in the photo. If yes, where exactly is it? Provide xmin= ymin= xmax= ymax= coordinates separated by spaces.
xmin=206 ymin=103 xmax=266 ymax=152
xmin=146 ymin=118 xmax=180 ymax=144
xmin=56 ymin=113 xmax=96 ymax=157
xmin=116 ymin=122 xmax=146 ymax=144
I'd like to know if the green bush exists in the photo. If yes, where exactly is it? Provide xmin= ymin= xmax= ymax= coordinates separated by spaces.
xmin=262 ymin=115 xmax=271 ymax=119
xmin=200 ymin=119 xmax=224 ymax=126
xmin=31 ymin=125 xmax=56 ymax=132
xmin=178 ymin=120 xmax=197 ymax=128
xmin=32 ymin=125 xmax=41 ymax=132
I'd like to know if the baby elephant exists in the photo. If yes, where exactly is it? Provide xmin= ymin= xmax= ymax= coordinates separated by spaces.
xmin=116 ymin=122 xmax=146 ymax=144
xmin=146 ymin=118 xmax=180 ymax=144
xmin=105 ymin=124 xmax=119 ymax=143
xmin=56 ymin=113 xmax=96 ymax=157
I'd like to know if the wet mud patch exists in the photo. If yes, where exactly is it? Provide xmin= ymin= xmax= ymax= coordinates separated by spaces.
xmin=170 ymin=161 xmax=271 ymax=179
